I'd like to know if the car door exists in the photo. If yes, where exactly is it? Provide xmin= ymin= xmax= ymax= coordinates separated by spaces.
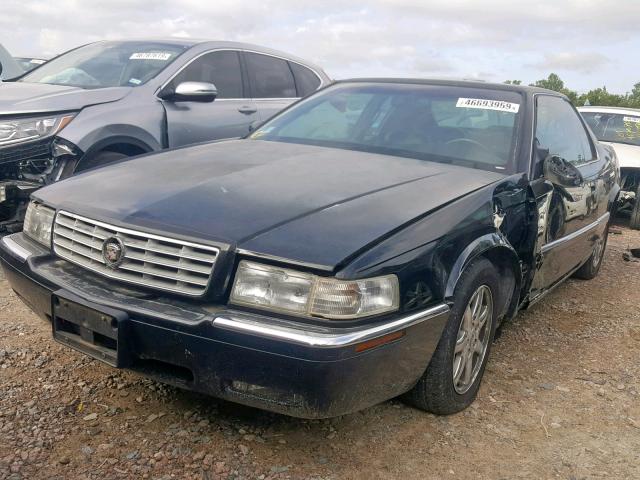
xmin=242 ymin=52 xmax=302 ymax=123
xmin=529 ymin=95 xmax=610 ymax=297
xmin=162 ymin=50 xmax=259 ymax=147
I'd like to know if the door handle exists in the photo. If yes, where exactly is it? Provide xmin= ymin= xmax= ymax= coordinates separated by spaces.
xmin=238 ymin=106 xmax=257 ymax=115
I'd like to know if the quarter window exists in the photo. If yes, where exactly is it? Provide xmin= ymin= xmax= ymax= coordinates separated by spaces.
xmin=289 ymin=62 xmax=321 ymax=97
xmin=170 ymin=50 xmax=243 ymax=99
xmin=245 ymin=52 xmax=297 ymax=99
xmin=535 ymin=96 xmax=594 ymax=166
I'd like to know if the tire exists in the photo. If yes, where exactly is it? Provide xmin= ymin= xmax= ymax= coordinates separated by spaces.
xmin=404 ymin=258 xmax=499 ymax=415
xmin=630 ymin=183 xmax=640 ymax=230
xmin=76 ymin=150 xmax=129 ymax=173
xmin=573 ymin=222 xmax=609 ymax=280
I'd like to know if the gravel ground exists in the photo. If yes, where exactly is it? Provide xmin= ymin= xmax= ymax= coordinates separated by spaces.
xmin=1 ymin=226 xmax=639 ymax=480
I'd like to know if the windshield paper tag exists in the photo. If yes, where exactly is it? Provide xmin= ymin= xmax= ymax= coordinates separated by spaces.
xmin=624 ymin=116 xmax=640 ymax=124
xmin=456 ymin=98 xmax=520 ymax=113
xmin=130 ymin=52 xmax=172 ymax=61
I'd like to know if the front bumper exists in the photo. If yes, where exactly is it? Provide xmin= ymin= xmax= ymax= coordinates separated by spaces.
xmin=0 ymin=233 xmax=449 ymax=418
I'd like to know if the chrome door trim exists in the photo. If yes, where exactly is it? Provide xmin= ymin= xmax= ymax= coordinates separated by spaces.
xmin=541 ymin=211 xmax=609 ymax=254
xmin=213 ymin=304 xmax=450 ymax=348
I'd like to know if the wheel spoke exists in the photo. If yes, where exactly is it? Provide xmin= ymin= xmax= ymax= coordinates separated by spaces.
xmin=477 ymin=305 xmax=489 ymax=329
xmin=455 ymin=331 xmax=467 ymax=353
xmin=453 ymin=355 xmax=464 ymax=385
xmin=451 ymin=284 xmax=494 ymax=395
xmin=463 ymin=350 xmax=473 ymax=385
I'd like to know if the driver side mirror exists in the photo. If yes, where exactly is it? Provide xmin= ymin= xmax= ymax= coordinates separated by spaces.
xmin=543 ymin=154 xmax=583 ymax=187
xmin=160 ymin=81 xmax=217 ymax=103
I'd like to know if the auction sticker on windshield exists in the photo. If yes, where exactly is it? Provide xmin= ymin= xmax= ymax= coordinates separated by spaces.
xmin=129 ymin=52 xmax=173 ymax=61
xmin=456 ymin=98 xmax=520 ymax=113
xmin=624 ymin=116 xmax=640 ymax=124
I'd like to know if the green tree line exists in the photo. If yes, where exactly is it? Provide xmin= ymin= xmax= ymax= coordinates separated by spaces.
xmin=505 ymin=74 xmax=640 ymax=108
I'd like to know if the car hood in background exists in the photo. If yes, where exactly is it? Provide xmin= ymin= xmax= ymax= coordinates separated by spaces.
xmin=37 ymin=140 xmax=504 ymax=269
xmin=0 ymin=82 xmax=132 ymax=115
xmin=603 ymin=141 xmax=640 ymax=169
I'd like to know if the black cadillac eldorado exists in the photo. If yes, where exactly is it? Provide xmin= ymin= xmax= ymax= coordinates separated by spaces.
xmin=0 ymin=79 xmax=619 ymax=418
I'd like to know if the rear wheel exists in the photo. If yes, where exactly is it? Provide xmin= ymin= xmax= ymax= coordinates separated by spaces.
xmin=404 ymin=258 xmax=499 ymax=415
xmin=573 ymin=223 xmax=609 ymax=280
xmin=630 ymin=183 xmax=640 ymax=230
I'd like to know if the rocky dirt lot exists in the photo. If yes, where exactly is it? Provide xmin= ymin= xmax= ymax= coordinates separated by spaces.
xmin=1 ymin=226 xmax=639 ymax=480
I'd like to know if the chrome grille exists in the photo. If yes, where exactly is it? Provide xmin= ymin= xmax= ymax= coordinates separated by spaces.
xmin=53 ymin=211 xmax=219 ymax=296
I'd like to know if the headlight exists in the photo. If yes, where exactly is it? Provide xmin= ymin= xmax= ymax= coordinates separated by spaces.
xmin=23 ymin=201 xmax=55 ymax=247
xmin=0 ymin=114 xmax=75 ymax=147
xmin=230 ymin=261 xmax=400 ymax=319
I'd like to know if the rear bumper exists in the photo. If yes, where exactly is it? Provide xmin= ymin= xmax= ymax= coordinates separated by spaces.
xmin=0 ymin=233 xmax=449 ymax=418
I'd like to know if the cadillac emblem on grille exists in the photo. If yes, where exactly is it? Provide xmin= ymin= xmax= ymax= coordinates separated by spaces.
xmin=102 ymin=236 xmax=126 ymax=268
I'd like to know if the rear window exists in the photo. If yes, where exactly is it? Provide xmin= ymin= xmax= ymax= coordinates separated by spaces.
xmin=290 ymin=62 xmax=321 ymax=97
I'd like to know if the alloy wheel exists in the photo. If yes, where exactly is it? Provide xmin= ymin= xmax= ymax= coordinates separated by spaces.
xmin=452 ymin=284 xmax=493 ymax=394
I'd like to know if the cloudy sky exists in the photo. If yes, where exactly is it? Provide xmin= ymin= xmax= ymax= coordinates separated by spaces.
xmin=2 ymin=0 xmax=640 ymax=93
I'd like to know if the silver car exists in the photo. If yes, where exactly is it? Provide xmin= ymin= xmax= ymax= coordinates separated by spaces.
xmin=579 ymin=106 xmax=640 ymax=228
xmin=0 ymin=39 xmax=330 ymax=232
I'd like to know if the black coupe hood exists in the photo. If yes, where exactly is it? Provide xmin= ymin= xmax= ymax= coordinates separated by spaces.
xmin=0 ymin=82 xmax=131 ymax=115
xmin=38 ymin=140 xmax=504 ymax=268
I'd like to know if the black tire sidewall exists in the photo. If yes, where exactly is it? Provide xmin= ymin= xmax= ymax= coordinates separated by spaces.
xmin=78 ymin=151 xmax=129 ymax=173
xmin=409 ymin=257 xmax=500 ymax=414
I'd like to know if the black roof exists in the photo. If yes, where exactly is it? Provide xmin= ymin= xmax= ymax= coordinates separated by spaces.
xmin=336 ymin=77 xmax=564 ymax=97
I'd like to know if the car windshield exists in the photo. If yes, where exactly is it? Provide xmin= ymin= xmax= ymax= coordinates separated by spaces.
xmin=250 ymin=83 xmax=523 ymax=173
xmin=19 ymin=41 xmax=188 ymax=89
xmin=581 ymin=111 xmax=640 ymax=147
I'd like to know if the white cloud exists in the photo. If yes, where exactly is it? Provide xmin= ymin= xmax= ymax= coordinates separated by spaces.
xmin=0 ymin=0 xmax=639 ymax=92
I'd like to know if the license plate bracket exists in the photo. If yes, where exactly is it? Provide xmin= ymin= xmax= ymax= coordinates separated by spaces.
xmin=52 ymin=290 xmax=130 ymax=368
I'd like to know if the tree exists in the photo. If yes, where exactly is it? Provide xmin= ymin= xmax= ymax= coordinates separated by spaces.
xmin=530 ymin=73 xmax=578 ymax=104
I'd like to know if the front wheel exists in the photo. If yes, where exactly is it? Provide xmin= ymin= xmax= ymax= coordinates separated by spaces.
xmin=404 ymin=258 xmax=499 ymax=415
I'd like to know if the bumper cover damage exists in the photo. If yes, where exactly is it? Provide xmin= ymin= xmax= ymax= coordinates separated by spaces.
xmin=0 ymin=233 xmax=449 ymax=418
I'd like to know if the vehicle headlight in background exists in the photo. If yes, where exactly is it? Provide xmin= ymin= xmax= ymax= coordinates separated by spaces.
xmin=0 ymin=114 xmax=75 ymax=147
xmin=230 ymin=261 xmax=399 ymax=319
xmin=23 ymin=202 xmax=56 ymax=247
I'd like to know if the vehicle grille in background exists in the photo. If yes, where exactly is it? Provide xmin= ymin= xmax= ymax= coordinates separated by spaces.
xmin=0 ymin=138 xmax=51 ymax=165
xmin=53 ymin=211 xmax=219 ymax=296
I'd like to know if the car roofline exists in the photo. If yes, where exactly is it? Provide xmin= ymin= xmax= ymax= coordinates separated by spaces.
xmin=578 ymin=106 xmax=640 ymax=115
xmin=333 ymin=77 xmax=565 ymax=97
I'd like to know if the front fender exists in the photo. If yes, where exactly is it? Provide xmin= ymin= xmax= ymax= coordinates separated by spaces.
xmin=444 ymin=232 xmax=521 ymax=298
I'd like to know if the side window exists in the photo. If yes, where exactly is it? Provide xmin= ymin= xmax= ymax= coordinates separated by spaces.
xmin=289 ymin=62 xmax=321 ymax=97
xmin=171 ymin=51 xmax=243 ymax=99
xmin=245 ymin=52 xmax=297 ymax=99
xmin=535 ymin=96 xmax=594 ymax=166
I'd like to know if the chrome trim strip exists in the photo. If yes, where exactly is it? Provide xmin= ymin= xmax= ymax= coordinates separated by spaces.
xmin=213 ymin=304 xmax=450 ymax=348
xmin=541 ymin=211 xmax=609 ymax=254
xmin=1 ymin=235 xmax=32 ymax=261
xmin=235 ymin=248 xmax=333 ymax=272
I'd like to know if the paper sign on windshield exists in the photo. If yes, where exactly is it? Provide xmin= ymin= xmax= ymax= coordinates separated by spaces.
xmin=623 ymin=116 xmax=640 ymax=124
xmin=129 ymin=52 xmax=173 ymax=61
xmin=456 ymin=98 xmax=520 ymax=113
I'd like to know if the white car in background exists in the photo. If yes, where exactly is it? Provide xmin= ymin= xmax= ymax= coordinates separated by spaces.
xmin=580 ymin=106 xmax=640 ymax=228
